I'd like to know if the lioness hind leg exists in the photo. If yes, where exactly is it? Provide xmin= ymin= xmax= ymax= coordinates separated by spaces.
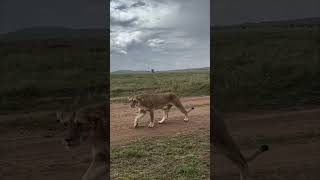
xmin=134 ymin=109 xmax=146 ymax=128
xmin=158 ymin=109 xmax=170 ymax=124
xmin=158 ymin=104 xmax=172 ymax=124
xmin=148 ymin=110 xmax=155 ymax=128
xmin=225 ymin=153 xmax=249 ymax=180
xmin=171 ymin=100 xmax=189 ymax=121
xmin=158 ymin=110 xmax=167 ymax=124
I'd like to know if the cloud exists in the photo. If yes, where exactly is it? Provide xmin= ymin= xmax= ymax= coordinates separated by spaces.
xmin=131 ymin=1 xmax=146 ymax=8
xmin=110 ymin=0 xmax=180 ymax=29
xmin=211 ymin=0 xmax=320 ymax=25
xmin=110 ymin=16 xmax=138 ymax=27
xmin=111 ymin=30 xmax=147 ymax=54
xmin=147 ymin=38 xmax=165 ymax=48
xmin=114 ymin=3 xmax=128 ymax=10
xmin=110 ymin=0 xmax=184 ymax=55
xmin=0 ymin=0 xmax=108 ymax=34
xmin=110 ymin=0 xmax=210 ymax=71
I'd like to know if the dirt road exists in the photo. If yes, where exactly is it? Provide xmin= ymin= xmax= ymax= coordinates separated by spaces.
xmin=111 ymin=96 xmax=210 ymax=144
xmin=1 ymin=96 xmax=320 ymax=180
xmin=0 ymin=96 xmax=210 ymax=180
xmin=0 ymin=119 xmax=92 ymax=180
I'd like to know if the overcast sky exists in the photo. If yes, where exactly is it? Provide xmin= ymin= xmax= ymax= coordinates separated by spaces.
xmin=1 ymin=0 xmax=319 ymax=71
xmin=110 ymin=0 xmax=210 ymax=72
xmin=211 ymin=0 xmax=320 ymax=25
xmin=0 ymin=0 xmax=107 ymax=34
xmin=1 ymin=0 xmax=319 ymax=32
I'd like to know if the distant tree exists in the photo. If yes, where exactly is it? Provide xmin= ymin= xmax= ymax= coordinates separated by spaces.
xmin=151 ymin=69 xmax=155 ymax=73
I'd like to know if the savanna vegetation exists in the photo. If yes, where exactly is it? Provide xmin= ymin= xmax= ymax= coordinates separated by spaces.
xmin=0 ymin=38 xmax=108 ymax=114
xmin=212 ymin=30 xmax=320 ymax=111
xmin=110 ymin=70 xmax=210 ymax=101
xmin=111 ymin=132 xmax=210 ymax=179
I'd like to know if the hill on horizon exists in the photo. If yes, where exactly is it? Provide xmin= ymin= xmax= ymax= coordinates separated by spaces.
xmin=111 ymin=67 xmax=209 ymax=74
xmin=0 ymin=27 xmax=108 ymax=40
xmin=1 ymin=17 xmax=319 ymax=40
xmin=212 ymin=17 xmax=320 ymax=30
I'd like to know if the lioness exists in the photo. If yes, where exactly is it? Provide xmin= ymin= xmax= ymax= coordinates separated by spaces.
xmin=128 ymin=92 xmax=194 ymax=128
xmin=212 ymin=108 xmax=269 ymax=180
xmin=56 ymin=103 xmax=108 ymax=180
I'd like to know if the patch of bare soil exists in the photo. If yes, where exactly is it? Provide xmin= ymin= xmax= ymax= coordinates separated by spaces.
xmin=0 ymin=112 xmax=91 ymax=180
xmin=2 ymin=96 xmax=319 ymax=180
xmin=110 ymin=96 xmax=210 ymax=144
xmin=0 ymin=96 xmax=209 ymax=180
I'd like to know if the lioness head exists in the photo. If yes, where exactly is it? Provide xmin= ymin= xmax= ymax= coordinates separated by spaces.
xmin=56 ymin=111 xmax=92 ymax=150
xmin=128 ymin=96 xmax=139 ymax=108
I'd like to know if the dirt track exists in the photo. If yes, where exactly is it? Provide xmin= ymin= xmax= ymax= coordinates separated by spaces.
xmin=111 ymin=96 xmax=210 ymax=144
xmin=0 ymin=123 xmax=92 ymax=180
xmin=1 ymin=96 xmax=320 ymax=180
xmin=0 ymin=96 xmax=210 ymax=180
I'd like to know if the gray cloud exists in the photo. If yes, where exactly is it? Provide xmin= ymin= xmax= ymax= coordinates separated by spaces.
xmin=110 ymin=16 xmax=139 ymax=27
xmin=114 ymin=3 xmax=129 ymax=10
xmin=111 ymin=0 xmax=210 ymax=71
xmin=0 ymin=0 xmax=107 ymax=34
xmin=131 ymin=1 xmax=146 ymax=8
xmin=211 ymin=0 xmax=320 ymax=25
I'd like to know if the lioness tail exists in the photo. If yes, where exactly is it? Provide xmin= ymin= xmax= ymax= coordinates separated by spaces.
xmin=187 ymin=107 xmax=195 ymax=113
xmin=246 ymin=145 xmax=269 ymax=162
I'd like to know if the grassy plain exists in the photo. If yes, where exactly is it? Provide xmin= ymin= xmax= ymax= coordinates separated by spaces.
xmin=3 ymin=28 xmax=320 ymax=179
xmin=110 ymin=70 xmax=210 ymax=100
xmin=212 ymin=30 xmax=320 ymax=111
xmin=111 ymin=132 xmax=210 ymax=179
xmin=0 ymin=38 xmax=108 ymax=114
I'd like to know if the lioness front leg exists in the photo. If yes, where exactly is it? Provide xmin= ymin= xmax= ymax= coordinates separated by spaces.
xmin=134 ymin=109 xmax=146 ymax=128
xmin=148 ymin=110 xmax=155 ymax=128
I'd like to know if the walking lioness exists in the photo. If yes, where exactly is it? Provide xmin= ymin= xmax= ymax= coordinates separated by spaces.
xmin=213 ymin=108 xmax=269 ymax=180
xmin=128 ymin=92 xmax=194 ymax=128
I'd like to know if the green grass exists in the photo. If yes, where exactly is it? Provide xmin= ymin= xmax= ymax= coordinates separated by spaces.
xmin=111 ymin=132 xmax=210 ymax=179
xmin=3 ymin=30 xmax=320 ymax=113
xmin=0 ymin=38 xmax=108 ymax=114
xmin=212 ymin=30 xmax=320 ymax=112
xmin=110 ymin=71 xmax=210 ymax=98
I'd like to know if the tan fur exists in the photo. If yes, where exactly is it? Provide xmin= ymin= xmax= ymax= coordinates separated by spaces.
xmin=212 ymin=109 xmax=269 ymax=180
xmin=128 ymin=92 xmax=194 ymax=128
xmin=56 ymin=103 xmax=108 ymax=180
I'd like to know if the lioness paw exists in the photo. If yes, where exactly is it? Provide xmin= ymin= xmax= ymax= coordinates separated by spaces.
xmin=148 ymin=122 xmax=155 ymax=128
xmin=158 ymin=119 xmax=165 ymax=124
xmin=134 ymin=123 xmax=138 ymax=128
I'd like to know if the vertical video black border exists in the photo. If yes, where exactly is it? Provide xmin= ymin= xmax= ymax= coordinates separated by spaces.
xmin=209 ymin=0 xmax=214 ymax=178
xmin=106 ymin=0 xmax=111 ymax=179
